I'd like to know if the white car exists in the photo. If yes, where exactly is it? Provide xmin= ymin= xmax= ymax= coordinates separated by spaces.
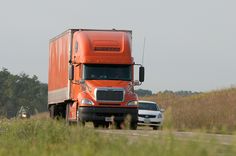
xmin=138 ymin=101 xmax=164 ymax=130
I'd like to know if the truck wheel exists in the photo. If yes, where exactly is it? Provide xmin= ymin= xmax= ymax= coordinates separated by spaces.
xmin=93 ymin=122 xmax=99 ymax=128
xmin=103 ymin=123 xmax=109 ymax=128
xmin=115 ymin=122 xmax=122 ymax=129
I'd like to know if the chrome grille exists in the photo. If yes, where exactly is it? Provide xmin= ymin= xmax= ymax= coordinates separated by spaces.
xmin=95 ymin=88 xmax=124 ymax=102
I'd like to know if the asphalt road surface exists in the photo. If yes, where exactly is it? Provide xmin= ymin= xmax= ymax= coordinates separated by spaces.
xmin=96 ymin=127 xmax=236 ymax=145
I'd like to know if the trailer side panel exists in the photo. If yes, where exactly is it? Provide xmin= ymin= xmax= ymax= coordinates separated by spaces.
xmin=48 ymin=32 xmax=71 ymax=104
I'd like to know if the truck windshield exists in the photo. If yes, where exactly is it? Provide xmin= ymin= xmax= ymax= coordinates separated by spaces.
xmin=83 ymin=64 xmax=132 ymax=81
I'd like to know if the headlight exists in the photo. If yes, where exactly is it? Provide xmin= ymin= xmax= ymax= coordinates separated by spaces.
xmin=127 ymin=100 xmax=138 ymax=106
xmin=81 ymin=98 xmax=94 ymax=105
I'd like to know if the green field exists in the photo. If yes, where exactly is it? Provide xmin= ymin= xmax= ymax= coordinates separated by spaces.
xmin=0 ymin=119 xmax=236 ymax=156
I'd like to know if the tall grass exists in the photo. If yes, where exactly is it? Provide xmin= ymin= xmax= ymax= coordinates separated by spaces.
xmin=143 ymin=88 xmax=236 ymax=133
xmin=0 ymin=119 xmax=236 ymax=156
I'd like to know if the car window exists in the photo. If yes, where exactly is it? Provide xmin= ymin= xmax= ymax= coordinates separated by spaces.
xmin=138 ymin=102 xmax=160 ymax=111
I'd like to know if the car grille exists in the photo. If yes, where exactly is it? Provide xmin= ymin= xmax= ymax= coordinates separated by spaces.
xmin=139 ymin=121 xmax=161 ymax=124
xmin=138 ymin=114 xmax=156 ymax=118
xmin=96 ymin=88 xmax=124 ymax=102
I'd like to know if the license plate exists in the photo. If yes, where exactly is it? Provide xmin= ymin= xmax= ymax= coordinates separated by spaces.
xmin=105 ymin=117 xmax=113 ymax=122
xmin=144 ymin=118 xmax=150 ymax=123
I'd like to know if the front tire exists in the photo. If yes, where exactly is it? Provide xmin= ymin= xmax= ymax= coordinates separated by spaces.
xmin=93 ymin=122 xmax=99 ymax=128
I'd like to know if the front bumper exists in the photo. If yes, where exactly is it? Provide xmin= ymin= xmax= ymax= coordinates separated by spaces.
xmin=138 ymin=117 xmax=163 ymax=126
xmin=78 ymin=106 xmax=138 ymax=123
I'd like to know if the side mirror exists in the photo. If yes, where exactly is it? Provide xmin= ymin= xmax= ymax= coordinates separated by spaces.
xmin=160 ymin=108 xmax=165 ymax=113
xmin=139 ymin=66 xmax=145 ymax=82
xmin=69 ymin=65 xmax=74 ymax=80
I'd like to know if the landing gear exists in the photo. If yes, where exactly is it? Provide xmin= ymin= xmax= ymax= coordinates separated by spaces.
xmin=49 ymin=104 xmax=66 ymax=119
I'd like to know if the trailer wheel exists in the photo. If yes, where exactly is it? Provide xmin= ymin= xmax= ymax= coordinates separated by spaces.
xmin=115 ymin=122 xmax=122 ymax=129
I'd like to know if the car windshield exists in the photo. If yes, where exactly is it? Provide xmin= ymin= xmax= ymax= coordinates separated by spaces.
xmin=83 ymin=64 xmax=132 ymax=81
xmin=138 ymin=102 xmax=160 ymax=111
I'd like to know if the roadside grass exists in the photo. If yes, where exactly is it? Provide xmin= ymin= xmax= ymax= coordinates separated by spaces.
xmin=0 ymin=119 xmax=236 ymax=156
xmin=143 ymin=87 xmax=236 ymax=133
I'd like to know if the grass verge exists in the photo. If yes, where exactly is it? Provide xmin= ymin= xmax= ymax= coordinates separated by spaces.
xmin=0 ymin=119 xmax=236 ymax=156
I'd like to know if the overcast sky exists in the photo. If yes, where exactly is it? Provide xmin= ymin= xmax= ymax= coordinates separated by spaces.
xmin=0 ymin=0 xmax=235 ymax=92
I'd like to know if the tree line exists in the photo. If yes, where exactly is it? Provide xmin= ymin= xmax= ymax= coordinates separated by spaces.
xmin=135 ymin=89 xmax=200 ymax=97
xmin=0 ymin=68 xmax=200 ymax=118
xmin=0 ymin=68 xmax=47 ymax=118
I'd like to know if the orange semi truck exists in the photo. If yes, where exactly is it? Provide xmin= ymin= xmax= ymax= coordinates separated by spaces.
xmin=48 ymin=29 xmax=144 ymax=129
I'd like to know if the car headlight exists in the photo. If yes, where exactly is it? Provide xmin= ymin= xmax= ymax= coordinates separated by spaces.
xmin=127 ymin=100 xmax=138 ymax=106
xmin=81 ymin=98 xmax=94 ymax=105
xmin=158 ymin=113 xmax=162 ymax=118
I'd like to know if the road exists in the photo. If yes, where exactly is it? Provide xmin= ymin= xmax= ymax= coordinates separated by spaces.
xmin=96 ymin=128 xmax=236 ymax=145
xmin=32 ymin=113 xmax=236 ymax=145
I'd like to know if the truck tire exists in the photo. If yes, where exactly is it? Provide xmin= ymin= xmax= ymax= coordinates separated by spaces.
xmin=115 ymin=122 xmax=122 ymax=129
xmin=103 ymin=123 xmax=109 ymax=128
xmin=93 ymin=122 xmax=99 ymax=128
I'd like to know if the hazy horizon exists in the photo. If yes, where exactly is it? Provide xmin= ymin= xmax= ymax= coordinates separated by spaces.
xmin=0 ymin=0 xmax=235 ymax=93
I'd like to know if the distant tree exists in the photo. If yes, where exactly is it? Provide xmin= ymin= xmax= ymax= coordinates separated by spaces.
xmin=0 ymin=68 xmax=47 ymax=118
xmin=159 ymin=90 xmax=200 ymax=96
xmin=135 ymin=89 xmax=153 ymax=97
